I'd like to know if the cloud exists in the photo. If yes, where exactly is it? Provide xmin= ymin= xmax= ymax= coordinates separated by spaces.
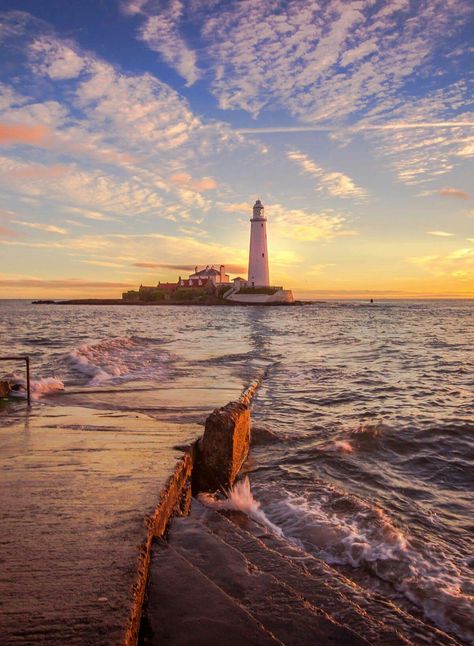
xmin=0 ymin=278 xmax=133 ymax=287
xmin=408 ymin=247 xmax=474 ymax=281
xmin=81 ymin=260 xmax=125 ymax=268
xmin=439 ymin=187 xmax=469 ymax=200
xmin=357 ymin=82 xmax=474 ymax=184
xmin=131 ymin=261 xmax=247 ymax=274
xmin=132 ymin=262 xmax=196 ymax=270
xmin=237 ymin=121 xmax=474 ymax=135
xmin=218 ymin=201 xmax=251 ymax=214
xmin=269 ymin=203 xmax=352 ymax=241
xmin=66 ymin=207 xmax=117 ymax=222
xmin=0 ymin=123 xmax=50 ymax=146
xmin=9 ymin=163 xmax=69 ymax=180
xmin=199 ymin=0 xmax=470 ymax=122
xmin=0 ymin=276 xmax=136 ymax=298
xmin=170 ymin=172 xmax=217 ymax=191
xmin=427 ymin=231 xmax=454 ymax=237
xmin=0 ymin=225 xmax=19 ymax=238
xmin=122 ymin=0 xmax=200 ymax=86
xmin=14 ymin=220 xmax=67 ymax=234
xmin=287 ymin=150 xmax=367 ymax=199
xmin=0 ymin=13 xmax=246 ymax=224
xmin=29 ymin=37 xmax=86 ymax=80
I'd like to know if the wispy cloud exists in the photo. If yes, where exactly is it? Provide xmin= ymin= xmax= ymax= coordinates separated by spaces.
xmin=427 ymin=231 xmax=455 ymax=237
xmin=132 ymin=262 xmax=195 ymax=270
xmin=439 ymin=187 xmax=470 ymax=200
xmin=408 ymin=247 xmax=474 ymax=281
xmin=270 ymin=203 xmax=353 ymax=241
xmin=238 ymin=122 xmax=474 ymax=135
xmin=0 ymin=11 xmax=246 ymax=224
xmin=199 ymin=0 xmax=471 ymax=123
xmin=287 ymin=150 xmax=367 ymax=200
xmin=121 ymin=0 xmax=200 ymax=86
xmin=0 ymin=225 xmax=19 ymax=238
xmin=170 ymin=172 xmax=217 ymax=192
xmin=14 ymin=220 xmax=67 ymax=234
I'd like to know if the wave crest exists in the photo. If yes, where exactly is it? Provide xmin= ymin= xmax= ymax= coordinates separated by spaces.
xmin=68 ymin=337 xmax=171 ymax=385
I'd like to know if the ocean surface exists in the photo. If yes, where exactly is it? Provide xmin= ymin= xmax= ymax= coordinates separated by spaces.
xmin=1 ymin=299 xmax=473 ymax=643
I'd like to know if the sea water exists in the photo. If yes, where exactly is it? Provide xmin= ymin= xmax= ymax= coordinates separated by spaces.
xmin=1 ymin=299 xmax=473 ymax=642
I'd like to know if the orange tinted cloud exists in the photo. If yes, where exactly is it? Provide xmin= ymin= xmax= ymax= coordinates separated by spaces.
xmin=0 ymin=123 xmax=50 ymax=146
xmin=438 ymin=187 xmax=469 ymax=200
xmin=0 ymin=226 xmax=19 ymax=238
xmin=170 ymin=172 xmax=217 ymax=191
xmin=10 ymin=164 xmax=69 ymax=180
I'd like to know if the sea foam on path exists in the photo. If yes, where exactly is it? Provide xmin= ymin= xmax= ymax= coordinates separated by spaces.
xmin=68 ymin=337 xmax=171 ymax=385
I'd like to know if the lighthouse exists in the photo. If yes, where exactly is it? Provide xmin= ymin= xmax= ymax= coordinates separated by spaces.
xmin=248 ymin=199 xmax=270 ymax=287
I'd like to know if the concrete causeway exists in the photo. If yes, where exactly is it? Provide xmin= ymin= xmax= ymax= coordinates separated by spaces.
xmin=0 ymin=404 xmax=205 ymax=644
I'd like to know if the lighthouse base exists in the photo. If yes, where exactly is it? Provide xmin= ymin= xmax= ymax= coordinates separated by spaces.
xmin=225 ymin=289 xmax=294 ymax=305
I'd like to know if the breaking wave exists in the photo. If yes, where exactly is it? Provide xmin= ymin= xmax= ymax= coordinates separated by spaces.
xmin=67 ymin=337 xmax=172 ymax=385
xmin=7 ymin=373 xmax=64 ymax=400
xmin=198 ymin=477 xmax=283 ymax=536
xmin=258 ymin=483 xmax=474 ymax=643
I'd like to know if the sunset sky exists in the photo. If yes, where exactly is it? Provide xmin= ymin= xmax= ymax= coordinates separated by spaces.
xmin=0 ymin=0 xmax=473 ymax=299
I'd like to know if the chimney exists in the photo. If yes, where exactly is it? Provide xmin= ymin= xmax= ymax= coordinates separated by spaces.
xmin=220 ymin=264 xmax=226 ymax=282
xmin=195 ymin=266 xmax=198 ymax=273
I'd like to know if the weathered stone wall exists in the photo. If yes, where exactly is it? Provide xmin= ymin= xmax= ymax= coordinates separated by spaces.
xmin=131 ymin=376 xmax=264 ymax=644
xmin=193 ymin=374 xmax=264 ymax=493
xmin=196 ymin=401 xmax=251 ymax=492
xmin=125 ymin=451 xmax=194 ymax=646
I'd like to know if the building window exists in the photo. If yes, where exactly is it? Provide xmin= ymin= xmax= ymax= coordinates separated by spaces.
xmin=262 ymin=253 xmax=264 ymax=257
xmin=261 ymin=223 xmax=263 ymax=227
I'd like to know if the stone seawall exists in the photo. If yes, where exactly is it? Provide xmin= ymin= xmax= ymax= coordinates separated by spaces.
xmin=128 ymin=376 xmax=263 ymax=645
xmin=124 ymin=450 xmax=195 ymax=646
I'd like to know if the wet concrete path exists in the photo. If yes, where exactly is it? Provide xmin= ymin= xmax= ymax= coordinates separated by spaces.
xmin=0 ymin=404 xmax=203 ymax=644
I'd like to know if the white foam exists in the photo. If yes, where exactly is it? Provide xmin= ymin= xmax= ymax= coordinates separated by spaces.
xmin=260 ymin=486 xmax=474 ymax=643
xmin=198 ymin=477 xmax=283 ymax=536
xmin=8 ymin=375 xmax=64 ymax=400
xmin=31 ymin=377 xmax=64 ymax=399
xmin=68 ymin=337 xmax=169 ymax=385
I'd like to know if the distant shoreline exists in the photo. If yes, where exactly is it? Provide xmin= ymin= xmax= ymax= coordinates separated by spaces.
xmin=33 ymin=298 xmax=307 ymax=307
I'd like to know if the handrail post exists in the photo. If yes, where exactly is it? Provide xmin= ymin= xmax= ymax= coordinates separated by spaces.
xmin=26 ymin=357 xmax=31 ymax=407
xmin=0 ymin=356 xmax=32 ymax=405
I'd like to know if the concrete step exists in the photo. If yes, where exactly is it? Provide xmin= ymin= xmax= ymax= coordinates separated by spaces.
xmin=142 ymin=540 xmax=280 ymax=645
xmin=144 ymin=502 xmax=372 ymax=645
xmin=191 ymin=502 xmax=457 ymax=646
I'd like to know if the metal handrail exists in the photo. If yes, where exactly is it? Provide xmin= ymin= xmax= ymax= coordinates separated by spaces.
xmin=0 ymin=356 xmax=31 ymax=405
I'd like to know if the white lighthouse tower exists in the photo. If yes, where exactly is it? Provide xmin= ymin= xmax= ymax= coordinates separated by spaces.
xmin=248 ymin=199 xmax=270 ymax=287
